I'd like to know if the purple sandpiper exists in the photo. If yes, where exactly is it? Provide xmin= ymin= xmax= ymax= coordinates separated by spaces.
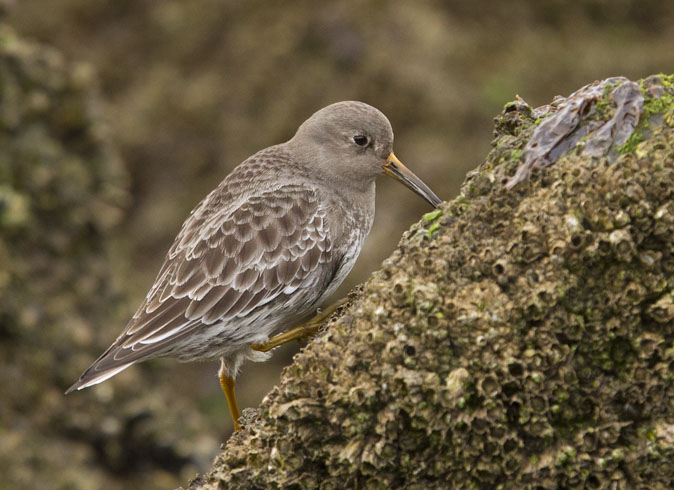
xmin=67 ymin=101 xmax=442 ymax=430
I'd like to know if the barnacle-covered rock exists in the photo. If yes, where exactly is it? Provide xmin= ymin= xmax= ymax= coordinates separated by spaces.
xmin=191 ymin=75 xmax=674 ymax=489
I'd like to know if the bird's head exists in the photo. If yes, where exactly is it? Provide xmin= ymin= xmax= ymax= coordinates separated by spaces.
xmin=289 ymin=101 xmax=441 ymax=208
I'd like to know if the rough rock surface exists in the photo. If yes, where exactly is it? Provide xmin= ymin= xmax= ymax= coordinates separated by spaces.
xmin=0 ymin=24 xmax=214 ymax=489
xmin=191 ymin=75 xmax=674 ymax=489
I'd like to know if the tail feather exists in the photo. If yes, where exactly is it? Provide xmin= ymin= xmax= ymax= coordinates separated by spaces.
xmin=65 ymin=361 xmax=135 ymax=394
xmin=66 ymin=311 xmax=202 ymax=394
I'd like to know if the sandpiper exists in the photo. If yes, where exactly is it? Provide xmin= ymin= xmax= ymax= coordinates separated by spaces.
xmin=67 ymin=101 xmax=442 ymax=430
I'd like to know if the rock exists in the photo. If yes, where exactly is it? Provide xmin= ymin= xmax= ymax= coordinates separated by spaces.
xmin=191 ymin=74 xmax=674 ymax=489
xmin=0 ymin=23 xmax=214 ymax=489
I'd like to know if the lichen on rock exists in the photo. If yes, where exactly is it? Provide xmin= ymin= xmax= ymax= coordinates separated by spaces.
xmin=191 ymin=75 xmax=674 ymax=489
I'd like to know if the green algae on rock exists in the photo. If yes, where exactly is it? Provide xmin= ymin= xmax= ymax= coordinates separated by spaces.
xmin=191 ymin=75 xmax=674 ymax=489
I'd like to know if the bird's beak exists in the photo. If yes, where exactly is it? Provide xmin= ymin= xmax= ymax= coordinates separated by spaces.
xmin=383 ymin=152 xmax=442 ymax=208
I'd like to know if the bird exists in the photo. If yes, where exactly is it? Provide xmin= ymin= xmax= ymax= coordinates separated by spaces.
xmin=66 ymin=101 xmax=442 ymax=431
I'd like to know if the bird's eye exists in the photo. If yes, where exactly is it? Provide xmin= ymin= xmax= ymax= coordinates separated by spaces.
xmin=352 ymin=135 xmax=369 ymax=147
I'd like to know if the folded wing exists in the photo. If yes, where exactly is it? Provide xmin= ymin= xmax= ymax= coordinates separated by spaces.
xmin=66 ymin=183 xmax=334 ymax=392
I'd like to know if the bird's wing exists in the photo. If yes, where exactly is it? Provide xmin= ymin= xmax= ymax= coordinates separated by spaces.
xmin=68 ymin=182 xmax=336 ymax=390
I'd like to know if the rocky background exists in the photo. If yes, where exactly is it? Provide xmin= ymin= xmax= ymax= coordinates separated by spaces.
xmin=1 ymin=1 xmax=673 ymax=489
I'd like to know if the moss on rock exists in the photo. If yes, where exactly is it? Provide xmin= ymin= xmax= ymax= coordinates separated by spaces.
xmin=191 ymin=75 xmax=674 ymax=489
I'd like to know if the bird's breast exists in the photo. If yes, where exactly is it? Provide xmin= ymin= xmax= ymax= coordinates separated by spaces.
xmin=315 ymin=190 xmax=374 ymax=303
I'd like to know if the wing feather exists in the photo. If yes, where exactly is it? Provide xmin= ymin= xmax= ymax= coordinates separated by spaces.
xmin=70 ymin=182 xmax=336 ymax=388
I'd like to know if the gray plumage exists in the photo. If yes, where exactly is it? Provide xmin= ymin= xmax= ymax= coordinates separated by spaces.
xmin=67 ymin=101 xmax=441 ymax=394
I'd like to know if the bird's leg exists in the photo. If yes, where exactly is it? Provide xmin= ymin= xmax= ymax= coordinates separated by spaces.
xmin=251 ymin=297 xmax=349 ymax=353
xmin=218 ymin=367 xmax=241 ymax=431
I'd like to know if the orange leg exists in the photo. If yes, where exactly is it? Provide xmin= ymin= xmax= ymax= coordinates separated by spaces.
xmin=251 ymin=298 xmax=348 ymax=353
xmin=219 ymin=372 xmax=241 ymax=431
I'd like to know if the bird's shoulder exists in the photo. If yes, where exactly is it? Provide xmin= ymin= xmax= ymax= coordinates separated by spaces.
xmin=122 ymin=155 xmax=339 ymax=335
xmin=170 ymin=154 xmax=328 ymax=263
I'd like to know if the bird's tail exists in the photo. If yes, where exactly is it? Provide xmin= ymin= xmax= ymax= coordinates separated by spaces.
xmin=65 ymin=354 xmax=136 ymax=394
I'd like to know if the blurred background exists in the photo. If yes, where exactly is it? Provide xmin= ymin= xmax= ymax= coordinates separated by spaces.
xmin=1 ymin=0 xmax=673 ymax=488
